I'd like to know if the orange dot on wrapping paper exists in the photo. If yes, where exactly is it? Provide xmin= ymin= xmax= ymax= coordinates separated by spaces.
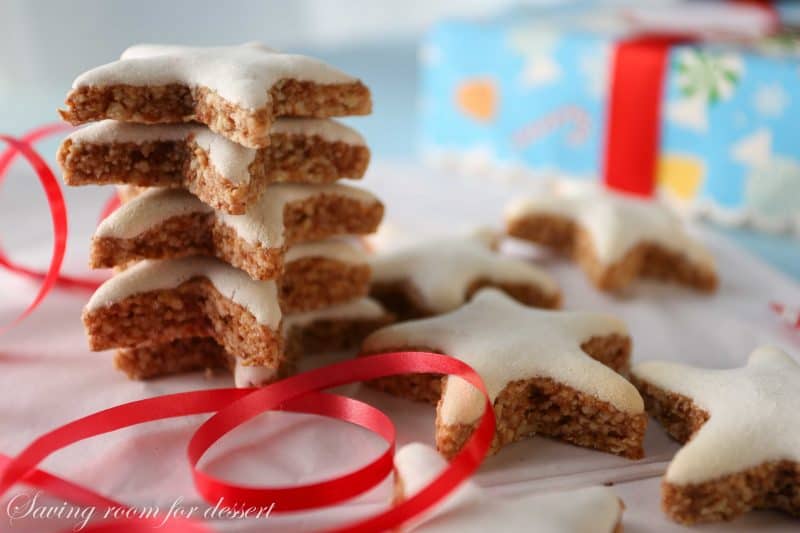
xmin=455 ymin=78 xmax=498 ymax=123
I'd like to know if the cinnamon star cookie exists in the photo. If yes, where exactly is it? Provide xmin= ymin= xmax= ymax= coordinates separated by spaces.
xmin=505 ymin=185 xmax=717 ymax=292
xmin=91 ymin=184 xmax=383 ymax=281
xmin=59 ymin=43 xmax=371 ymax=148
xmin=631 ymin=346 xmax=800 ymax=524
xmin=115 ymin=297 xmax=393 ymax=388
xmin=361 ymin=289 xmax=646 ymax=458
xmin=370 ymin=236 xmax=560 ymax=320
xmin=59 ymin=118 xmax=369 ymax=214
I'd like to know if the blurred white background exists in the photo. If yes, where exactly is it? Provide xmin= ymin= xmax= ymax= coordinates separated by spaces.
xmin=1 ymin=0 xmax=524 ymax=88
xmin=1 ymin=0 xmax=534 ymax=154
xmin=0 ymin=0 xmax=687 ymax=146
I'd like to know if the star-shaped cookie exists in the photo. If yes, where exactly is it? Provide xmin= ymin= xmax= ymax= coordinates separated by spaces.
xmin=115 ymin=297 xmax=393 ymax=387
xmin=84 ymin=257 xmax=282 ymax=357
xmin=369 ymin=235 xmax=560 ymax=320
xmin=394 ymin=443 xmax=624 ymax=532
xmin=362 ymin=289 xmax=645 ymax=458
xmin=59 ymin=43 xmax=371 ymax=148
xmin=92 ymin=184 xmax=383 ymax=280
xmin=631 ymin=346 xmax=800 ymax=524
xmin=505 ymin=184 xmax=717 ymax=292
xmin=59 ymin=118 xmax=370 ymax=214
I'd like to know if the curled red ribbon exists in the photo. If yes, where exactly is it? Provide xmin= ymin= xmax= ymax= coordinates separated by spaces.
xmin=0 ymin=132 xmax=70 ymax=329
xmin=1 ymin=353 xmax=494 ymax=532
xmin=0 ymin=125 xmax=112 ymax=304
xmin=0 ymin=133 xmax=497 ymax=532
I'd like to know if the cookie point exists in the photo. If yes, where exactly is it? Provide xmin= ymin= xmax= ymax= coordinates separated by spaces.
xmin=748 ymin=345 xmax=795 ymax=367
xmin=631 ymin=359 xmax=670 ymax=379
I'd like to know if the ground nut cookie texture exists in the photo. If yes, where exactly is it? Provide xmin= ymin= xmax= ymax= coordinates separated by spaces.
xmin=505 ymin=183 xmax=718 ymax=293
xmin=91 ymin=184 xmax=383 ymax=280
xmin=83 ymin=257 xmax=283 ymax=364
xmin=361 ymin=289 xmax=646 ymax=459
xmin=59 ymin=43 xmax=371 ymax=148
xmin=369 ymin=235 xmax=561 ymax=321
xmin=279 ymin=245 xmax=371 ymax=312
xmin=58 ymin=119 xmax=369 ymax=215
xmin=631 ymin=346 xmax=800 ymax=524
xmin=393 ymin=443 xmax=624 ymax=532
xmin=115 ymin=297 xmax=393 ymax=388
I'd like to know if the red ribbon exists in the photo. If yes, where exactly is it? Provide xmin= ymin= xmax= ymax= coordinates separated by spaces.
xmin=603 ymin=34 xmax=692 ymax=197
xmin=0 ymin=133 xmax=70 ymax=329
xmin=604 ymin=0 xmax=779 ymax=196
xmin=733 ymin=0 xmax=780 ymax=33
xmin=1 ymin=353 xmax=494 ymax=532
xmin=0 ymin=134 xmax=497 ymax=531
xmin=0 ymin=125 xmax=114 ymax=305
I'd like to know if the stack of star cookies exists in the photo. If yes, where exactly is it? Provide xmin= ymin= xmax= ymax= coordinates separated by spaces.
xmin=58 ymin=43 xmax=392 ymax=386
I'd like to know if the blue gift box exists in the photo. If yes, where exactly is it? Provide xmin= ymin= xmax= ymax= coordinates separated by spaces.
xmin=419 ymin=5 xmax=800 ymax=234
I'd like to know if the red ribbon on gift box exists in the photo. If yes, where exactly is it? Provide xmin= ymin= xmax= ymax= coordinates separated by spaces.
xmin=602 ymin=0 xmax=778 ymax=197
xmin=603 ymin=33 xmax=692 ymax=197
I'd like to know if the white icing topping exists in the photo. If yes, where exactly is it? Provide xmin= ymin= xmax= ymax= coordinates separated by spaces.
xmin=395 ymin=443 xmax=622 ymax=532
xmin=68 ymin=118 xmax=363 ymax=186
xmin=94 ymin=183 xmax=380 ymax=248
xmin=270 ymin=118 xmax=365 ymax=146
xmin=363 ymin=289 xmax=641 ymax=425
xmin=74 ymin=42 xmax=358 ymax=110
xmin=284 ymin=238 xmax=367 ymax=265
xmin=505 ymin=183 xmax=715 ymax=267
xmin=217 ymin=183 xmax=378 ymax=247
xmin=69 ymin=120 xmax=189 ymax=145
xmin=281 ymin=297 xmax=386 ymax=333
xmin=632 ymin=346 xmax=800 ymax=485
xmin=370 ymin=236 xmax=558 ymax=314
xmin=95 ymin=188 xmax=213 ymax=239
xmin=86 ymin=257 xmax=280 ymax=328
xmin=234 ymin=361 xmax=278 ymax=388
xmin=192 ymin=128 xmax=257 ymax=185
